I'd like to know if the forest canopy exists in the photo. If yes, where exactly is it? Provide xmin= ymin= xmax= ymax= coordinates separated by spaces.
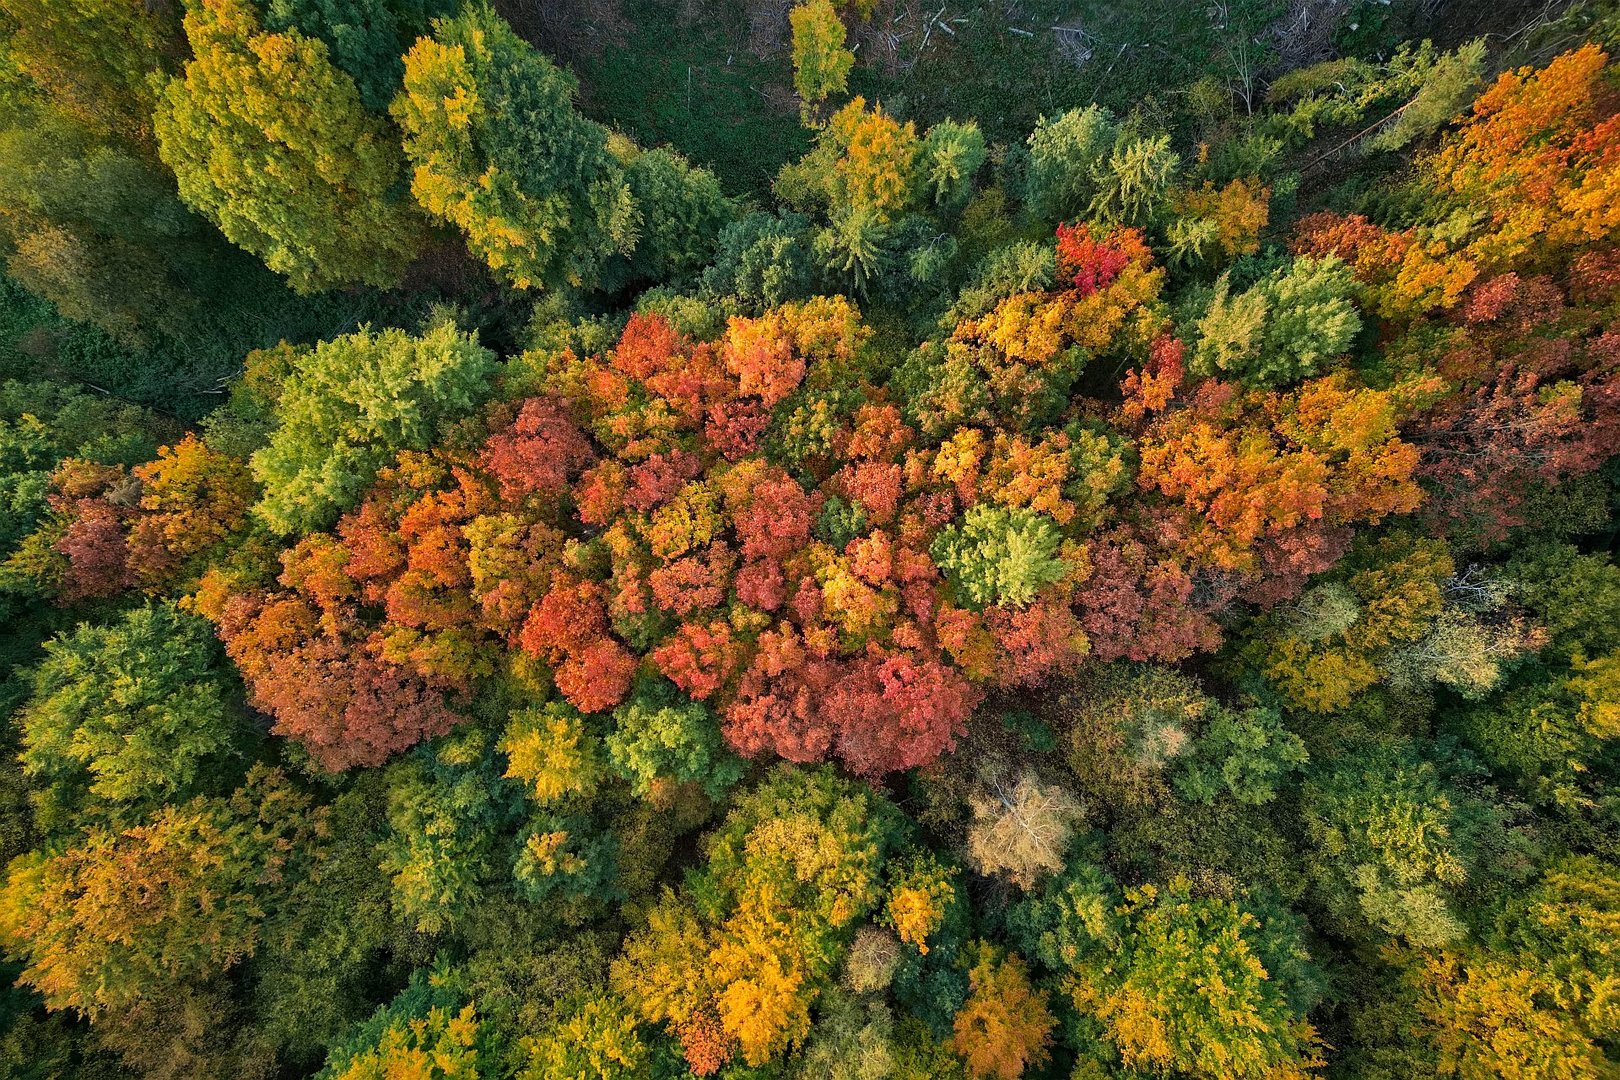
xmin=0 ymin=0 xmax=1619 ymax=1078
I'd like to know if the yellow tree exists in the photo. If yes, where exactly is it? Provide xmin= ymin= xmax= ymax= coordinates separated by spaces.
xmin=790 ymin=0 xmax=854 ymax=121
xmin=154 ymin=0 xmax=424 ymax=291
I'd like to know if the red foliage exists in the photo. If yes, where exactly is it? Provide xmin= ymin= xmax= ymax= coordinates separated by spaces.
xmin=55 ymin=499 xmax=132 ymax=602
xmin=732 ymin=471 xmax=818 ymax=560
xmin=648 ymin=542 xmax=735 ymax=616
xmin=479 ymin=395 xmax=595 ymax=503
xmin=982 ymin=600 xmax=1090 ymax=687
xmin=723 ymin=636 xmax=976 ymax=778
xmin=519 ymin=580 xmax=610 ymax=661
xmin=1119 ymin=333 xmax=1186 ymax=428
xmin=554 ymin=638 xmax=637 ymax=713
xmin=676 ymin=1010 xmax=732 ymax=1077
xmin=625 ymin=450 xmax=703 ymax=511
xmin=835 ymin=461 xmax=903 ymax=526
xmin=704 ymin=400 xmax=773 ymax=460
xmin=1073 ymin=530 xmax=1222 ymax=662
xmin=214 ymin=593 xmax=458 ymax=771
xmin=651 ymin=620 xmax=745 ymax=700
xmin=734 ymin=558 xmax=788 ymax=611
xmin=613 ymin=311 xmax=683 ymax=381
xmin=1056 ymin=223 xmax=1133 ymax=297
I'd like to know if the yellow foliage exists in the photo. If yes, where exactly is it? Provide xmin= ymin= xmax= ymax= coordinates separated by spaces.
xmin=826 ymin=97 xmax=920 ymax=222
xmin=500 ymin=706 xmax=604 ymax=804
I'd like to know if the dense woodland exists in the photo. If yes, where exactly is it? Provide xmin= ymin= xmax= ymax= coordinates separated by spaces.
xmin=0 ymin=0 xmax=1618 ymax=1076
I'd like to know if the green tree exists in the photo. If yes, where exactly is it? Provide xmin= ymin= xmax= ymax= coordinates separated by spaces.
xmin=1193 ymin=255 xmax=1361 ymax=388
xmin=1088 ymin=131 xmax=1179 ymax=227
xmin=263 ymin=0 xmax=459 ymax=111
xmin=1504 ymin=542 xmax=1620 ymax=658
xmin=930 ymin=505 xmax=1067 ymax=609
xmin=1024 ymin=106 xmax=1118 ymax=224
xmin=620 ymin=145 xmax=732 ymax=287
xmin=393 ymin=5 xmax=635 ymax=291
xmin=249 ymin=320 xmax=495 ymax=536
xmin=919 ymin=119 xmax=987 ymax=212
xmin=606 ymin=679 xmax=742 ymax=800
xmin=1012 ymin=867 xmax=1324 ymax=1080
xmin=700 ymin=210 xmax=819 ymax=310
xmin=18 ymin=603 xmax=248 ymax=828
xmin=1174 ymin=705 xmax=1308 ymax=806
xmin=1366 ymin=38 xmax=1486 ymax=153
xmin=0 ymin=114 xmax=214 ymax=345
xmin=789 ymin=0 xmax=854 ymax=118
xmin=0 ymin=0 xmax=256 ymax=346
xmin=154 ymin=0 xmax=423 ymax=292
xmin=1301 ymin=744 xmax=1471 ymax=947
xmin=378 ymin=732 xmax=523 ymax=935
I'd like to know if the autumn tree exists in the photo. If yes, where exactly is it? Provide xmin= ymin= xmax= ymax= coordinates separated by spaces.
xmin=1408 ymin=856 xmax=1620 ymax=1080
xmin=612 ymin=766 xmax=902 ymax=1071
xmin=0 ymin=768 xmax=317 ymax=1015
xmin=317 ymin=967 xmax=488 ymax=1079
xmin=394 ymin=6 xmax=635 ymax=290
xmin=154 ymin=0 xmax=423 ymax=291
xmin=250 ymin=321 xmax=496 ymax=536
xmin=790 ymin=0 xmax=853 ymax=119
xmin=519 ymin=992 xmax=651 ymax=1080
xmin=1065 ymin=875 xmax=1324 ymax=1080
xmin=949 ymin=944 xmax=1054 ymax=1080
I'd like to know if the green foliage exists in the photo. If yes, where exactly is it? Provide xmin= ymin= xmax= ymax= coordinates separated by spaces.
xmin=394 ymin=5 xmax=635 ymax=291
xmin=1174 ymin=705 xmax=1308 ymax=806
xmin=930 ymin=504 xmax=1067 ymax=609
xmin=1024 ymin=106 xmax=1119 ymax=224
xmin=1366 ymin=39 xmax=1487 ymax=153
xmin=701 ymin=210 xmax=819 ymax=311
xmin=0 ymin=112 xmax=220 ymax=346
xmin=155 ymin=0 xmax=423 ymax=292
xmin=1301 ymin=744 xmax=1472 ymax=947
xmin=17 ymin=603 xmax=247 ymax=827
xmin=263 ymin=0 xmax=458 ymax=111
xmin=607 ymin=679 xmax=742 ymax=799
xmin=919 ymin=120 xmax=987 ymax=212
xmin=620 ymin=145 xmax=733 ymax=287
xmin=1504 ymin=542 xmax=1620 ymax=658
xmin=378 ymin=734 xmax=522 ymax=935
xmin=250 ymin=321 xmax=496 ymax=536
xmin=1087 ymin=131 xmax=1180 ymax=227
xmin=1193 ymin=255 xmax=1361 ymax=388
